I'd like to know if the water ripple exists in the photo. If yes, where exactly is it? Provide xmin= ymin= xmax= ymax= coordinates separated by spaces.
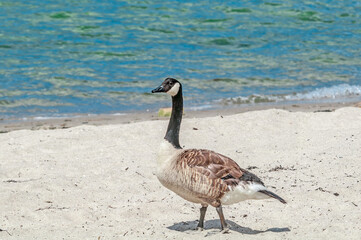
xmin=0 ymin=0 xmax=360 ymax=119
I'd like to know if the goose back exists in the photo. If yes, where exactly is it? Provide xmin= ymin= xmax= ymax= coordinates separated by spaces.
xmin=157 ymin=147 xmax=265 ymax=207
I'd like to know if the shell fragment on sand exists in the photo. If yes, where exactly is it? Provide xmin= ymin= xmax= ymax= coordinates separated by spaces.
xmin=158 ymin=108 xmax=184 ymax=117
xmin=158 ymin=108 xmax=172 ymax=117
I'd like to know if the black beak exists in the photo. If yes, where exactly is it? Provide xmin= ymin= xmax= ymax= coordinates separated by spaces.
xmin=151 ymin=85 xmax=165 ymax=93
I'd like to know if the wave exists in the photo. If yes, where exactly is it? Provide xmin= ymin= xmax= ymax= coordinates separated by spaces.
xmin=218 ymin=84 xmax=361 ymax=105
xmin=284 ymin=84 xmax=361 ymax=101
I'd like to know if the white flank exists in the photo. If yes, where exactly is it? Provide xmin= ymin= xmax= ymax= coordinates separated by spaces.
xmin=220 ymin=182 xmax=269 ymax=205
xmin=167 ymin=82 xmax=180 ymax=97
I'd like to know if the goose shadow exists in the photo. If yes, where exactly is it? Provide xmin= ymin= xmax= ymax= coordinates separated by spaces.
xmin=167 ymin=219 xmax=290 ymax=235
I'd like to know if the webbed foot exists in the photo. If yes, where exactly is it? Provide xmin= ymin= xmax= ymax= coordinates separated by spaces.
xmin=221 ymin=227 xmax=230 ymax=234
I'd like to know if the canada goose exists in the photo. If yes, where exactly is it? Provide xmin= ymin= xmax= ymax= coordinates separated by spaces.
xmin=151 ymin=78 xmax=286 ymax=233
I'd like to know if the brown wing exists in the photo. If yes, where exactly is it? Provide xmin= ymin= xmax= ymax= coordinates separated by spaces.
xmin=175 ymin=149 xmax=264 ymax=206
xmin=179 ymin=149 xmax=241 ymax=184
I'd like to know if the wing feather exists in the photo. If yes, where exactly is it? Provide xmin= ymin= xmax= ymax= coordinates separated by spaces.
xmin=175 ymin=149 xmax=264 ymax=206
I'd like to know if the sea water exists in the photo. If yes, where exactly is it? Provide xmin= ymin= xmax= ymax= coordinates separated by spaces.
xmin=1 ymin=0 xmax=361 ymax=120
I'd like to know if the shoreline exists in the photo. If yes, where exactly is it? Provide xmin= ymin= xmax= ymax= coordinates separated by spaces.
xmin=1 ymin=100 xmax=360 ymax=133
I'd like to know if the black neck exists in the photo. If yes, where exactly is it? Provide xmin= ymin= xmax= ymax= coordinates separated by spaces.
xmin=165 ymin=87 xmax=183 ymax=149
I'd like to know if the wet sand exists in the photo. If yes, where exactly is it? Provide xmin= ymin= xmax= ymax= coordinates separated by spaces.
xmin=1 ymin=100 xmax=359 ymax=133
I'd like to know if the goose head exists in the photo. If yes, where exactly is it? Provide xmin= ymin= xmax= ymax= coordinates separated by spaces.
xmin=151 ymin=78 xmax=181 ymax=97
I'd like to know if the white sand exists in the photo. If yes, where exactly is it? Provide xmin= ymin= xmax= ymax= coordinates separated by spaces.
xmin=1 ymin=107 xmax=361 ymax=239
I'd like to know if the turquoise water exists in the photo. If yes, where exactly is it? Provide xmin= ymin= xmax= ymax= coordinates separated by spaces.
xmin=1 ymin=0 xmax=361 ymax=120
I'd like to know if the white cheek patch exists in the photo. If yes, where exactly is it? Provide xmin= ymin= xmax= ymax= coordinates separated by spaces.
xmin=167 ymin=82 xmax=180 ymax=97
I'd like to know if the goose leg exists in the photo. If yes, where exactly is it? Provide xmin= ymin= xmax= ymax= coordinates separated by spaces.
xmin=196 ymin=205 xmax=208 ymax=230
xmin=216 ymin=206 xmax=229 ymax=233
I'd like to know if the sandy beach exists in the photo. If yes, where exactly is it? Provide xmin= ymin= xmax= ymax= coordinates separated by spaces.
xmin=1 ymin=105 xmax=361 ymax=239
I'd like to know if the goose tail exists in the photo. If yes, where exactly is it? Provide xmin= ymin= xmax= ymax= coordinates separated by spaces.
xmin=258 ymin=190 xmax=287 ymax=204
